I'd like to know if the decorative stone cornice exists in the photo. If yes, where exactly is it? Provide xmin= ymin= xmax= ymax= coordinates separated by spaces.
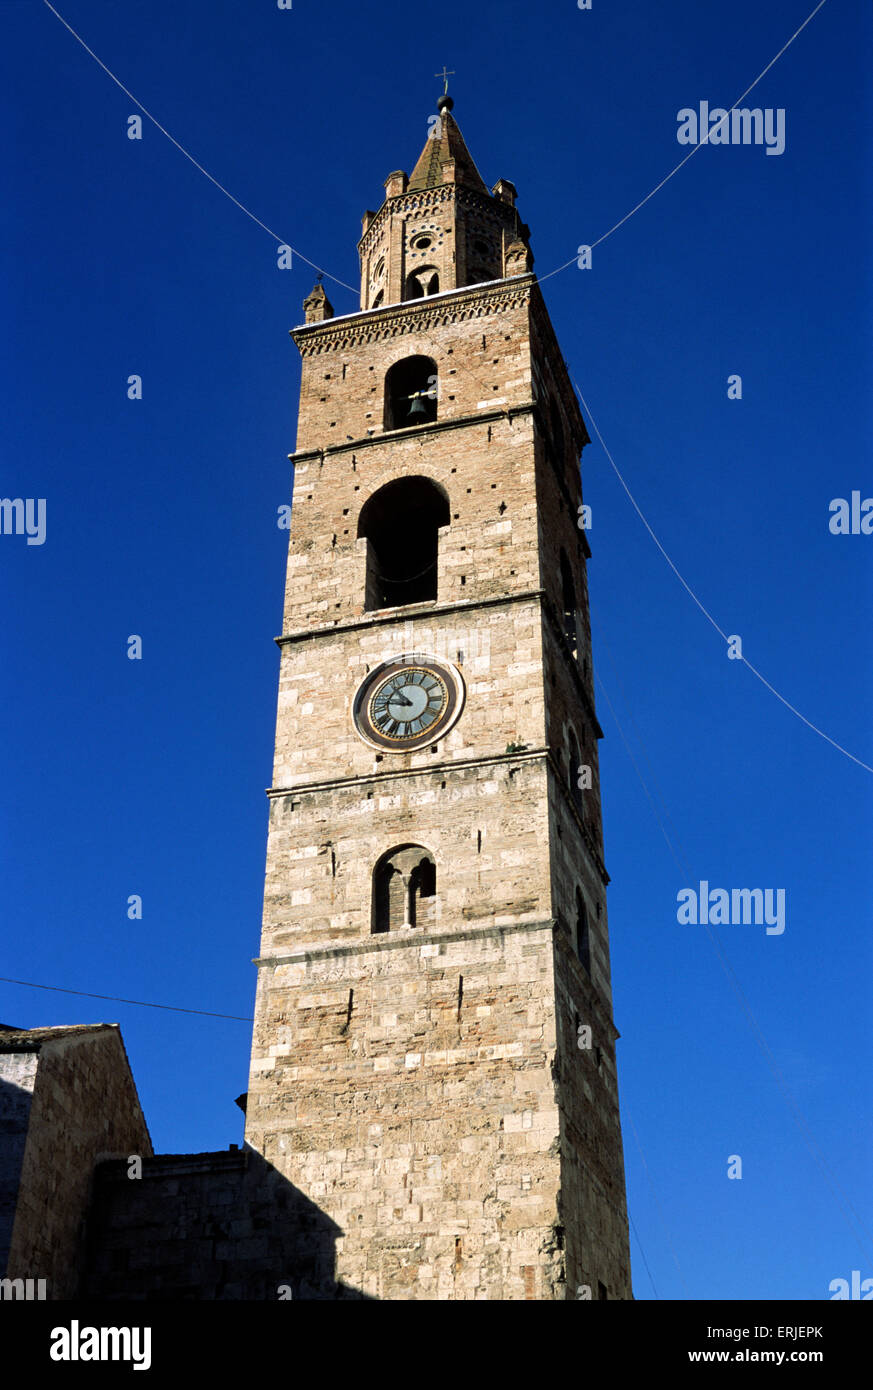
xmin=358 ymin=183 xmax=516 ymax=258
xmin=254 ymin=915 xmax=557 ymax=969
xmin=291 ymin=274 xmax=535 ymax=357
xmin=358 ymin=184 xmax=455 ymax=256
xmin=276 ymin=586 xmax=545 ymax=647
xmin=267 ymin=743 xmax=549 ymax=798
xmin=289 ymin=402 xmax=534 ymax=465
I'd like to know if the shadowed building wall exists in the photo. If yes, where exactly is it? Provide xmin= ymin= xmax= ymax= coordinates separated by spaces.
xmin=0 ymin=1024 xmax=152 ymax=1299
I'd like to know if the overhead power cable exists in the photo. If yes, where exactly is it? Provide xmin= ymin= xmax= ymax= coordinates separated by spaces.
xmin=40 ymin=0 xmax=358 ymax=295
xmin=41 ymin=0 xmax=830 ymax=299
xmin=574 ymin=378 xmax=873 ymax=776
xmin=537 ymin=0 xmax=831 ymax=282
xmin=0 ymin=975 xmax=254 ymax=1023
xmin=627 ymin=1208 xmax=660 ymax=1301
xmin=626 ymin=1106 xmax=689 ymax=1298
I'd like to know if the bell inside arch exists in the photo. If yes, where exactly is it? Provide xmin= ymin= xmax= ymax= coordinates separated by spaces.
xmin=407 ymin=392 xmax=428 ymax=419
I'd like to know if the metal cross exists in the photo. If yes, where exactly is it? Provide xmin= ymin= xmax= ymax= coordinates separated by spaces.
xmin=435 ymin=67 xmax=455 ymax=95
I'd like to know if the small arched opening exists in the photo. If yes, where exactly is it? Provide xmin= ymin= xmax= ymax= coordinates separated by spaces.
xmin=372 ymin=845 xmax=437 ymax=934
xmin=384 ymin=356 xmax=438 ymax=430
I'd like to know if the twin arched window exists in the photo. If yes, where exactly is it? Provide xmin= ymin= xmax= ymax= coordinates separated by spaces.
xmin=373 ymin=845 xmax=437 ymax=934
xmin=406 ymin=266 xmax=439 ymax=299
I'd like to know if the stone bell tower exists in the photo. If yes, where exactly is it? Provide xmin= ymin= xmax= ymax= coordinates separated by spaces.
xmin=244 ymin=90 xmax=632 ymax=1301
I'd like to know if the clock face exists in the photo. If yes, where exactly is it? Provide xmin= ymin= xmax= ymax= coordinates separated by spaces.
xmin=370 ymin=668 xmax=447 ymax=740
xmin=353 ymin=655 xmax=464 ymax=751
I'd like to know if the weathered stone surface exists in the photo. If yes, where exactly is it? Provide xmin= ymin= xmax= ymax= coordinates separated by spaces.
xmin=83 ymin=1149 xmax=365 ymax=1300
xmin=0 ymin=1025 xmax=151 ymax=1298
xmin=244 ymin=126 xmax=632 ymax=1298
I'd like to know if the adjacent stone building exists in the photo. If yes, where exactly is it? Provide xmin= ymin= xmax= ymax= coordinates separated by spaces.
xmin=0 ymin=1024 xmax=151 ymax=1299
xmin=1 ymin=93 xmax=632 ymax=1300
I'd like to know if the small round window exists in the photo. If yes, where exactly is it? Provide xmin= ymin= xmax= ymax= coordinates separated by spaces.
xmin=411 ymin=234 xmax=433 ymax=251
xmin=373 ymin=256 xmax=385 ymax=280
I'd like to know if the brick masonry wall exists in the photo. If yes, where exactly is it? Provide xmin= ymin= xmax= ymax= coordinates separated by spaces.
xmin=284 ymin=283 xmax=539 ymax=636
xmin=359 ymin=183 xmax=520 ymax=311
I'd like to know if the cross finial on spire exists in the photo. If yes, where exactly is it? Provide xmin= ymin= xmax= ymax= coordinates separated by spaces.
xmin=435 ymin=66 xmax=455 ymax=96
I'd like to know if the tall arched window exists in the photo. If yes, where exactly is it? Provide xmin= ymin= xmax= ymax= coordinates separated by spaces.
xmin=575 ymin=888 xmax=590 ymax=974
xmin=560 ymin=549 xmax=578 ymax=658
xmin=406 ymin=266 xmax=439 ymax=299
xmin=384 ymin=356 xmax=438 ymax=430
xmin=372 ymin=845 xmax=437 ymax=934
xmin=358 ymin=476 xmax=450 ymax=610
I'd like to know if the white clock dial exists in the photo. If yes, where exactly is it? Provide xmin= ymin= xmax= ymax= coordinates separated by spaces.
xmin=352 ymin=655 xmax=465 ymax=751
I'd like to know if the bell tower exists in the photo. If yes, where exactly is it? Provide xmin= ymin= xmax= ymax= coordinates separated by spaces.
xmin=244 ymin=92 xmax=632 ymax=1301
xmin=359 ymin=92 xmax=531 ymax=311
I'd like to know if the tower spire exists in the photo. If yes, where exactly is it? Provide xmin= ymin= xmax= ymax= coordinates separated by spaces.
xmin=355 ymin=83 xmax=534 ymax=310
xmin=407 ymin=92 xmax=487 ymax=195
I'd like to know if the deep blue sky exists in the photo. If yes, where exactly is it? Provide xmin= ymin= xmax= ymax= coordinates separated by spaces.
xmin=3 ymin=0 xmax=871 ymax=1300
